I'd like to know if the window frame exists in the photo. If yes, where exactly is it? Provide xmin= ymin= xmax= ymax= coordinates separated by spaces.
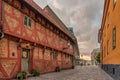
xmin=52 ymin=51 xmax=57 ymax=60
xmin=108 ymin=13 xmax=110 ymax=26
xmin=112 ymin=27 xmax=116 ymax=49
xmin=24 ymin=15 xmax=28 ymax=26
xmin=59 ymin=37 xmax=63 ymax=43
xmin=28 ymin=18 xmax=32 ymax=27
xmin=113 ymin=0 xmax=117 ymax=9
xmin=104 ymin=26 xmax=106 ymax=37
xmin=24 ymin=15 xmax=32 ymax=27
xmin=107 ymin=40 xmax=109 ymax=55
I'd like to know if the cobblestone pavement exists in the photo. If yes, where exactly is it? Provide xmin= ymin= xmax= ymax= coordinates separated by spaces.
xmin=17 ymin=65 xmax=114 ymax=80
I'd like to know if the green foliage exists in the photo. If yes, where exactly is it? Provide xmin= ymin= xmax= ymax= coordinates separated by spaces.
xmin=75 ymin=56 xmax=80 ymax=61
xmin=32 ymin=70 xmax=40 ymax=76
xmin=96 ymin=53 xmax=100 ymax=63
xmin=17 ymin=71 xmax=27 ymax=79
xmin=22 ymin=71 xmax=27 ymax=78
xmin=17 ymin=72 xmax=23 ymax=79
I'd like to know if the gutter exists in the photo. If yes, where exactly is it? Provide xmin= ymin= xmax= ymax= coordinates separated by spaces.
xmin=0 ymin=0 xmax=4 ymax=39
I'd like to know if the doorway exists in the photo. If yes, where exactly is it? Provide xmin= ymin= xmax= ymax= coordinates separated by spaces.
xmin=21 ymin=49 xmax=30 ymax=73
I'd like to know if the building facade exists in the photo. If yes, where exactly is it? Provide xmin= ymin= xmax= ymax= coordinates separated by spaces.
xmin=91 ymin=48 xmax=100 ymax=65
xmin=44 ymin=6 xmax=80 ymax=65
xmin=99 ymin=0 xmax=120 ymax=79
xmin=0 ymin=0 xmax=77 ymax=79
xmin=80 ymin=54 xmax=91 ymax=65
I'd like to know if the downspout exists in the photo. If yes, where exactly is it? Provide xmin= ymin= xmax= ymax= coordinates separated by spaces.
xmin=0 ymin=0 xmax=4 ymax=39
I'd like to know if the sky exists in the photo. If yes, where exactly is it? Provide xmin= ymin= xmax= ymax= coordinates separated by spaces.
xmin=34 ymin=0 xmax=104 ymax=54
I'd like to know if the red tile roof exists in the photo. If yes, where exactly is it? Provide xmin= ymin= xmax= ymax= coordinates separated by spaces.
xmin=44 ymin=6 xmax=75 ymax=40
xmin=24 ymin=0 xmax=75 ymax=41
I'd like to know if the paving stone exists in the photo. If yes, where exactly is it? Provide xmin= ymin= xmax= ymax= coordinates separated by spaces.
xmin=13 ymin=65 xmax=114 ymax=80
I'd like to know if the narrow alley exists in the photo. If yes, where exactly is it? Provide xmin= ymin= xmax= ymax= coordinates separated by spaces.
xmin=25 ymin=66 xmax=113 ymax=80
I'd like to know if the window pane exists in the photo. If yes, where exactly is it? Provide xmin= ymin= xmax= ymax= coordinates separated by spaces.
xmin=28 ymin=18 xmax=32 ymax=27
xmin=52 ymin=52 xmax=57 ymax=60
xmin=60 ymin=37 xmax=62 ymax=42
xmin=114 ymin=0 xmax=116 ymax=4
xmin=113 ymin=27 xmax=116 ymax=49
xmin=108 ymin=13 xmax=110 ymax=25
xmin=24 ymin=16 xmax=28 ymax=26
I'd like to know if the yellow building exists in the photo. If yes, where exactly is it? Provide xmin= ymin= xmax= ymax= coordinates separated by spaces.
xmin=91 ymin=48 xmax=100 ymax=65
xmin=99 ymin=0 xmax=120 ymax=79
xmin=80 ymin=54 xmax=91 ymax=61
xmin=80 ymin=54 xmax=91 ymax=65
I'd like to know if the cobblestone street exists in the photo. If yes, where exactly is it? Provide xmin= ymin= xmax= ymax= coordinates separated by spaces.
xmin=25 ymin=65 xmax=113 ymax=80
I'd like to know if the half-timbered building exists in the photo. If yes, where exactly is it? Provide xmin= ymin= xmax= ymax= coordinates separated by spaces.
xmin=0 ymin=0 xmax=78 ymax=79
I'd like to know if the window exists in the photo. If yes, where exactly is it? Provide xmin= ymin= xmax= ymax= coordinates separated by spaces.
xmin=108 ymin=13 xmax=110 ymax=25
xmin=107 ymin=40 xmax=109 ymax=55
xmin=59 ymin=37 xmax=62 ymax=42
xmin=28 ymin=18 xmax=32 ymax=27
xmin=112 ymin=27 xmax=116 ymax=49
xmin=52 ymin=52 xmax=57 ymax=60
xmin=114 ymin=0 xmax=116 ymax=5
xmin=24 ymin=15 xmax=32 ymax=27
xmin=104 ymin=27 xmax=106 ymax=37
xmin=24 ymin=16 xmax=28 ymax=26
xmin=104 ymin=46 xmax=106 ymax=57
xmin=113 ymin=0 xmax=117 ymax=8
xmin=67 ymin=40 xmax=70 ymax=46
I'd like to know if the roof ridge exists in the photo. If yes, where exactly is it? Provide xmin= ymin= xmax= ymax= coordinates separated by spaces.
xmin=24 ymin=0 xmax=75 ymax=41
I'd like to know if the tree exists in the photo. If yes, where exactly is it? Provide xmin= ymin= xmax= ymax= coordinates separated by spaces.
xmin=96 ymin=53 xmax=100 ymax=63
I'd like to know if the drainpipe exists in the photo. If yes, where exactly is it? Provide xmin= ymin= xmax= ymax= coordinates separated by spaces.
xmin=0 ymin=0 xmax=4 ymax=39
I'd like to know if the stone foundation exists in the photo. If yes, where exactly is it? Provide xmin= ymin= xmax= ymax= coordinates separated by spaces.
xmin=102 ymin=64 xmax=120 ymax=80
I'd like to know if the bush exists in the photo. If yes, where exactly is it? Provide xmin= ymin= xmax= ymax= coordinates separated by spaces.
xmin=17 ymin=72 xmax=23 ymax=79
xmin=32 ymin=70 xmax=40 ymax=76
xmin=22 ymin=71 xmax=27 ymax=79
xmin=17 ymin=71 xmax=27 ymax=79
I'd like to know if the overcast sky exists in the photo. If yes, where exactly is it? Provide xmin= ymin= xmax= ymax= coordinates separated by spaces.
xmin=34 ymin=0 xmax=104 ymax=54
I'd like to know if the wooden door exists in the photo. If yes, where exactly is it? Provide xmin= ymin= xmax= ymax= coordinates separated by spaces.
xmin=21 ymin=49 xmax=30 ymax=73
